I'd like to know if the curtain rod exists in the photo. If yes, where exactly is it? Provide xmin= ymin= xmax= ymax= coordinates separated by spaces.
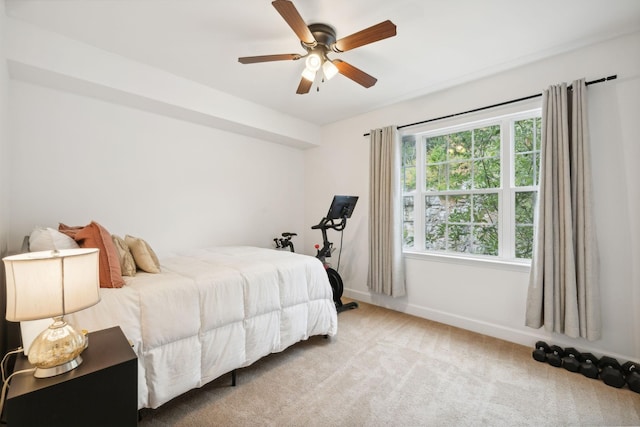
xmin=363 ymin=74 xmax=617 ymax=137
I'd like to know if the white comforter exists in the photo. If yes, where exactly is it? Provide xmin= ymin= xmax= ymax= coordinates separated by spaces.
xmin=65 ymin=246 xmax=338 ymax=409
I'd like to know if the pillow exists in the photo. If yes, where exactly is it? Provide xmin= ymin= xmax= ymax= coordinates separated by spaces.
xmin=112 ymin=235 xmax=136 ymax=277
xmin=125 ymin=235 xmax=161 ymax=273
xmin=29 ymin=227 xmax=80 ymax=252
xmin=58 ymin=223 xmax=84 ymax=240
xmin=64 ymin=221 xmax=124 ymax=288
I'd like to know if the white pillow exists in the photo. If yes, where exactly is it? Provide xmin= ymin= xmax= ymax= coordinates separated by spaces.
xmin=29 ymin=227 xmax=80 ymax=251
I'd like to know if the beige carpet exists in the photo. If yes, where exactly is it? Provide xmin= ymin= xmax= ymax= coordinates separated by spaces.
xmin=139 ymin=300 xmax=640 ymax=426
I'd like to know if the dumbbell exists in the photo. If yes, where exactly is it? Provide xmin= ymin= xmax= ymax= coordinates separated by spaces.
xmin=579 ymin=353 xmax=600 ymax=379
xmin=599 ymin=356 xmax=625 ymax=388
xmin=532 ymin=341 xmax=550 ymax=362
xmin=622 ymin=361 xmax=640 ymax=393
xmin=562 ymin=347 xmax=583 ymax=372
xmin=546 ymin=345 xmax=564 ymax=367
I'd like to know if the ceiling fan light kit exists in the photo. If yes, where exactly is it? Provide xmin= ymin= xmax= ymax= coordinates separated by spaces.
xmin=238 ymin=0 xmax=396 ymax=94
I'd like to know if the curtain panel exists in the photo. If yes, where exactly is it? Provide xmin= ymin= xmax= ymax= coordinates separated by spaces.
xmin=367 ymin=126 xmax=406 ymax=297
xmin=525 ymin=78 xmax=601 ymax=340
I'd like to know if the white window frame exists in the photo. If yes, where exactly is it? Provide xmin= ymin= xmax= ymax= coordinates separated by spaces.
xmin=400 ymin=100 xmax=541 ymax=269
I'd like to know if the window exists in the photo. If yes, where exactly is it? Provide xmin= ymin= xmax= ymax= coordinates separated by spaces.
xmin=401 ymin=109 xmax=541 ymax=262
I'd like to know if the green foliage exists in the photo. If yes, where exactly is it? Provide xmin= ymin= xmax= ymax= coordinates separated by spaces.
xmin=403 ymin=196 xmax=415 ymax=247
xmin=514 ymin=118 xmax=541 ymax=187
xmin=515 ymin=191 xmax=536 ymax=258
xmin=402 ymin=136 xmax=417 ymax=192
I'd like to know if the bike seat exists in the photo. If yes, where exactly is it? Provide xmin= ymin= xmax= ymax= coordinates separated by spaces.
xmin=282 ymin=232 xmax=297 ymax=237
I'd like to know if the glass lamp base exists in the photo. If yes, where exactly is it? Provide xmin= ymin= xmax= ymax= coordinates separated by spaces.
xmin=28 ymin=317 xmax=88 ymax=378
xmin=34 ymin=355 xmax=83 ymax=378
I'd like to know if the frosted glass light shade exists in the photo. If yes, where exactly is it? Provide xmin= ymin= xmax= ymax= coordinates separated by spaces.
xmin=323 ymin=60 xmax=339 ymax=80
xmin=301 ymin=67 xmax=317 ymax=82
xmin=305 ymin=53 xmax=321 ymax=71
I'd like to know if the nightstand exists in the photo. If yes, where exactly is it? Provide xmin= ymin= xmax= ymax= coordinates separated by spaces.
xmin=5 ymin=326 xmax=138 ymax=427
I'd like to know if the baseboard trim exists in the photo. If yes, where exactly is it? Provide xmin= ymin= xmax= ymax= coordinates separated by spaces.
xmin=343 ymin=289 xmax=636 ymax=362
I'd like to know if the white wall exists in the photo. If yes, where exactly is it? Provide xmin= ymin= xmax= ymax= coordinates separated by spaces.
xmin=0 ymin=1 xmax=16 ymax=353
xmin=305 ymin=32 xmax=640 ymax=361
xmin=0 ymin=1 xmax=8 ymax=255
xmin=7 ymin=81 xmax=307 ymax=256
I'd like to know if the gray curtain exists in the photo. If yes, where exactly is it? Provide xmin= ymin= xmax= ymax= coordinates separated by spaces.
xmin=525 ymin=79 xmax=601 ymax=340
xmin=367 ymin=126 xmax=405 ymax=297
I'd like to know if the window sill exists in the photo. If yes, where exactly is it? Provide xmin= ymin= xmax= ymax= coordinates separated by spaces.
xmin=402 ymin=250 xmax=531 ymax=273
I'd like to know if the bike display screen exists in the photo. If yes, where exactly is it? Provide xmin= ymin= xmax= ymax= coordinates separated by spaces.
xmin=326 ymin=195 xmax=358 ymax=220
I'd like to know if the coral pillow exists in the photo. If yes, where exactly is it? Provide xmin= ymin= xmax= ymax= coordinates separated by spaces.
xmin=61 ymin=222 xmax=124 ymax=288
xmin=58 ymin=223 xmax=84 ymax=240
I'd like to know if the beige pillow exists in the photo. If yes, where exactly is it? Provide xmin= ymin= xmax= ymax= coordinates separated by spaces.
xmin=125 ymin=235 xmax=161 ymax=273
xmin=112 ymin=235 xmax=136 ymax=277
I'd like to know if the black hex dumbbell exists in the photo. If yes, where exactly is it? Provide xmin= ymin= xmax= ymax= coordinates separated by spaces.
xmin=562 ymin=347 xmax=583 ymax=372
xmin=546 ymin=345 xmax=564 ymax=367
xmin=579 ymin=353 xmax=600 ymax=379
xmin=622 ymin=361 xmax=640 ymax=393
xmin=532 ymin=341 xmax=551 ymax=363
xmin=599 ymin=356 xmax=625 ymax=388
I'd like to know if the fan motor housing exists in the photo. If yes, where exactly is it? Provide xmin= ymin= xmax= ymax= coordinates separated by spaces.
xmin=303 ymin=23 xmax=336 ymax=52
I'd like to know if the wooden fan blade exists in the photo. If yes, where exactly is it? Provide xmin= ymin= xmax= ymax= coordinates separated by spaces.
xmin=333 ymin=60 xmax=377 ymax=88
xmin=296 ymin=77 xmax=313 ymax=94
xmin=332 ymin=20 xmax=396 ymax=52
xmin=238 ymin=54 xmax=301 ymax=64
xmin=272 ymin=0 xmax=316 ymax=45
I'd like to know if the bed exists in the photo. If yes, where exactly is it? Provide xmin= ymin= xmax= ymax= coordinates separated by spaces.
xmin=21 ymin=231 xmax=338 ymax=410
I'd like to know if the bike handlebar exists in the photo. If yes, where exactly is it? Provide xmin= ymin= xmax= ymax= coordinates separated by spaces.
xmin=311 ymin=217 xmax=347 ymax=231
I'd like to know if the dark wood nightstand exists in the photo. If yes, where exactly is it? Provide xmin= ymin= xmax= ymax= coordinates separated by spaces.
xmin=5 ymin=326 xmax=138 ymax=427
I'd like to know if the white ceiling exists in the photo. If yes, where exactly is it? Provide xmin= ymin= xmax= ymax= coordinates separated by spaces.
xmin=5 ymin=0 xmax=640 ymax=125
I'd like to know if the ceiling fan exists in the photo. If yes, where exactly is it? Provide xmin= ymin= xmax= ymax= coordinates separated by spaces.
xmin=238 ymin=0 xmax=397 ymax=94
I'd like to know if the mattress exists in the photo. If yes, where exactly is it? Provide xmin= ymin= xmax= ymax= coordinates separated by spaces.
xmin=65 ymin=246 xmax=338 ymax=409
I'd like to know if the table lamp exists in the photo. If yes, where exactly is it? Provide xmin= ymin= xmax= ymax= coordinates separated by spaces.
xmin=3 ymin=248 xmax=100 ymax=378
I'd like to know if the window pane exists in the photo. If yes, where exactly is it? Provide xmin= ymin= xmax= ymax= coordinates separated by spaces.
xmin=447 ymin=131 xmax=472 ymax=160
xmin=448 ymin=224 xmax=471 ymax=253
xmin=448 ymin=195 xmax=471 ymax=223
xmin=474 ymin=125 xmax=501 ymax=158
xmin=448 ymin=161 xmax=471 ymax=190
xmin=515 ymin=191 xmax=535 ymax=224
xmin=516 ymin=225 xmax=534 ymax=259
xmin=515 ymin=153 xmax=535 ymax=186
xmin=516 ymin=191 xmax=536 ymax=259
xmin=473 ymin=157 xmax=500 ymax=189
xmin=402 ymin=136 xmax=416 ymax=192
xmin=514 ymin=117 xmax=541 ymax=189
xmin=425 ymin=196 xmax=446 ymax=250
xmin=425 ymin=136 xmax=447 ymax=163
xmin=426 ymin=164 xmax=447 ymax=191
xmin=535 ymin=117 xmax=542 ymax=150
xmin=473 ymin=193 xmax=499 ymax=224
xmin=403 ymin=196 xmax=414 ymax=248
xmin=514 ymin=118 xmax=535 ymax=153
xmin=472 ymin=225 xmax=498 ymax=256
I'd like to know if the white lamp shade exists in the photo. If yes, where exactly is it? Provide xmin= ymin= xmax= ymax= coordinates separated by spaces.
xmin=3 ymin=248 xmax=100 ymax=321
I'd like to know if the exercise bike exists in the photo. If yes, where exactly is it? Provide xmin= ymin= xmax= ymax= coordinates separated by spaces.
xmin=274 ymin=232 xmax=297 ymax=253
xmin=311 ymin=195 xmax=359 ymax=313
